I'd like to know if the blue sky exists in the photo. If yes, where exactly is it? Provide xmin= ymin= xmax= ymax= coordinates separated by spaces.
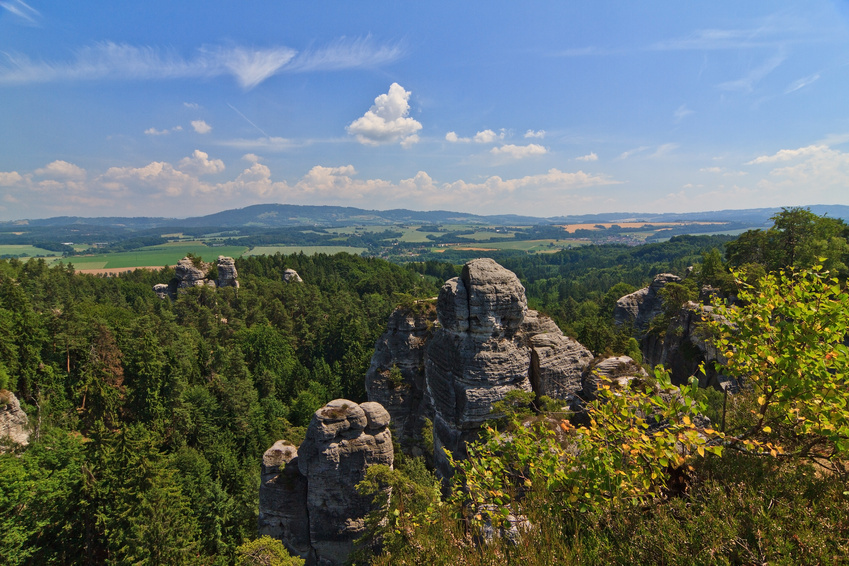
xmin=1 ymin=1 xmax=849 ymax=220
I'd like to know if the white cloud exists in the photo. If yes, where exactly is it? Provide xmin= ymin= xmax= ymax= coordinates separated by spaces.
xmin=718 ymin=53 xmax=786 ymax=93
xmin=445 ymin=131 xmax=470 ymax=143
xmin=474 ymin=129 xmax=504 ymax=144
xmin=216 ymin=137 xmax=295 ymax=151
xmin=145 ymin=125 xmax=182 ymax=135
xmin=191 ymin=120 xmax=212 ymax=134
xmin=576 ymin=152 xmax=598 ymax=162
xmin=178 ymin=150 xmax=225 ymax=175
xmin=700 ymin=166 xmax=723 ymax=173
xmin=785 ymin=73 xmax=820 ymax=94
xmin=618 ymin=146 xmax=650 ymax=159
xmin=35 ymin=160 xmax=86 ymax=180
xmin=346 ymin=83 xmax=422 ymax=146
xmin=674 ymin=104 xmax=694 ymax=122
xmin=490 ymin=144 xmax=547 ymax=159
xmin=0 ymin=155 xmax=627 ymax=218
xmin=0 ymin=38 xmax=403 ymax=89
xmin=242 ymin=153 xmax=261 ymax=163
xmin=650 ymin=143 xmax=679 ymax=158
xmin=0 ymin=0 xmax=39 ymax=25
xmin=524 ymin=130 xmax=546 ymax=139
xmin=183 ymin=102 xmax=200 ymax=109
xmin=746 ymin=144 xmax=827 ymax=165
xmin=0 ymin=171 xmax=23 ymax=185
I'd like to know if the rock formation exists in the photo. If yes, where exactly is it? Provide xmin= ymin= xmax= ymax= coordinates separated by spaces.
xmin=613 ymin=273 xmax=681 ymax=333
xmin=153 ymin=256 xmax=239 ymax=299
xmin=364 ymin=303 xmax=437 ymax=449
xmin=215 ymin=256 xmax=239 ymax=289
xmin=259 ymin=400 xmax=393 ymax=565
xmin=582 ymin=355 xmax=647 ymax=399
xmin=283 ymin=268 xmax=303 ymax=283
xmin=0 ymin=390 xmax=30 ymax=449
xmin=421 ymin=258 xmax=593 ymax=478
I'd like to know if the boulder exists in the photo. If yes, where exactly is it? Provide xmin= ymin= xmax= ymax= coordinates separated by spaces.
xmin=0 ymin=390 xmax=30 ymax=449
xmin=583 ymin=356 xmax=647 ymax=399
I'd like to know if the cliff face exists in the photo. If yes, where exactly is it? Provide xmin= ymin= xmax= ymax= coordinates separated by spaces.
xmin=613 ymin=273 xmax=681 ymax=333
xmin=364 ymin=304 xmax=437 ymax=448
xmin=419 ymin=259 xmax=593 ymax=478
xmin=259 ymin=400 xmax=393 ymax=566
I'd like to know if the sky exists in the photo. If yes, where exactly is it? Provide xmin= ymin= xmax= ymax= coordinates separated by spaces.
xmin=1 ymin=1 xmax=849 ymax=221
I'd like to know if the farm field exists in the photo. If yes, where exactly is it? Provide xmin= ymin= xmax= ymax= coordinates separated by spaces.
xmin=441 ymin=239 xmax=589 ymax=253
xmin=62 ymin=243 xmax=250 ymax=269
xmin=0 ymin=245 xmax=61 ymax=257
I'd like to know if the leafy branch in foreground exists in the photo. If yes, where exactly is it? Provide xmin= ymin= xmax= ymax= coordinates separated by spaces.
xmin=707 ymin=265 xmax=849 ymax=466
xmin=450 ymin=368 xmax=725 ymax=529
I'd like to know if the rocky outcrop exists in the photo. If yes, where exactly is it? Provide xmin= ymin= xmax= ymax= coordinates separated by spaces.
xmin=644 ymin=302 xmax=733 ymax=389
xmin=583 ymin=356 xmax=647 ymax=399
xmin=258 ymin=441 xmax=310 ymax=558
xmin=421 ymin=258 xmax=593 ymax=478
xmin=283 ymin=269 xmax=303 ymax=283
xmin=154 ymin=256 xmax=240 ymax=299
xmin=259 ymin=400 xmax=394 ymax=565
xmin=365 ymin=304 xmax=437 ymax=449
xmin=216 ymin=256 xmax=239 ymax=289
xmin=614 ymin=273 xmax=681 ymax=333
xmin=0 ymin=390 xmax=30 ymax=449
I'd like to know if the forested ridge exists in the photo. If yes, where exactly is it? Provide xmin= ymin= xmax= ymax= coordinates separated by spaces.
xmin=2 ymin=208 xmax=849 ymax=564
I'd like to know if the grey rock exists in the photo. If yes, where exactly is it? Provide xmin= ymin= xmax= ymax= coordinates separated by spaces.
xmin=613 ymin=273 xmax=681 ymax=332
xmin=153 ymin=283 xmax=172 ymax=300
xmin=583 ymin=356 xmax=647 ymax=399
xmin=258 ymin=441 xmax=311 ymax=560
xmin=529 ymin=333 xmax=593 ymax=403
xmin=365 ymin=304 xmax=437 ymax=445
xmin=0 ymin=390 xmax=30 ymax=449
xmin=298 ymin=400 xmax=394 ymax=565
xmin=216 ymin=256 xmax=239 ymax=289
xmin=174 ymin=256 xmax=208 ymax=289
xmin=283 ymin=269 xmax=303 ymax=283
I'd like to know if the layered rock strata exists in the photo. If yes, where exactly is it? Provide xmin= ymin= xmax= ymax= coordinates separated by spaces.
xmin=364 ymin=304 xmax=437 ymax=448
xmin=422 ymin=258 xmax=593 ymax=478
xmin=154 ymin=256 xmax=240 ymax=299
xmin=216 ymin=256 xmax=239 ymax=288
xmin=259 ymin=400 xmax=393 ymax=565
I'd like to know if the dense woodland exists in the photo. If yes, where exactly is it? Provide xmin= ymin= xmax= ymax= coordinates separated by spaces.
xmin=1 ymin=208 xmax=848 ymax=564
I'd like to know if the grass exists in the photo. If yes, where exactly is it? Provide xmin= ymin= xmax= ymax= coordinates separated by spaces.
xmin=0 ymin=245 xmax=62 ymax=257
xmin=61 ymin=244 xmax=249 ymax=269
xmin=445 ymin=239 xmax=590 ymax=253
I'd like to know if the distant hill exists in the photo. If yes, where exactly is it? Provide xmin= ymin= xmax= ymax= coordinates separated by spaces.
xmin=5 ymin=203 xmax=849 ymax=231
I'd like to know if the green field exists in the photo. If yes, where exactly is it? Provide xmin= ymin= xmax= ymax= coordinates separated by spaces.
xmin=244 ymin=246 xmax=368 ymax=256
xmin=63 ymin=244 xmax=250 ymax=269
xmin=457 ymin=230 xmax=516 ymax=240
xmin=0 ymin=245 xmax=62 ymax=257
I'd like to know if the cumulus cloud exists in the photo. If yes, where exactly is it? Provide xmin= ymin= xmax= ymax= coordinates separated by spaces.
xmin=178 ymin=150 xmax=225 ymax=175
xmin=145 ymin=125 xmax=182 ymax=135
xmin=445 ymin=131 xmax=470 ymax=143
xmin=524 ymin=130 xmax=546 ymax=139
xmin=576 ymin=152 xmax=598 ymax=162
xmin=0 ymin=38 xmax=403 ymax=89
xmin=242 ymin=153 xmax=261 ymax=163
xmin=191 ymin=120 xmax=212 ymax=134
xmin=474 ymin=129 xmax=504 ymax=144
xmin=346 ymin=83 xmax=422 ymax=146
xmin=35 ymin=160 xmax=86 ymax=180
xmin=746 ymin=144 xmax=827 ymax=165
xmin=0 ymin=171 xmax=23 ymax=185
xmin=490 ymin=144 xmax=547 ymax=159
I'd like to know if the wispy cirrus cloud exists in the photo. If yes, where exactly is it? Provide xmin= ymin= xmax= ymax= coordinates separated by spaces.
xmin=717 ymin=52 xmax=786 ymax=93
xmin=0 ymin=37 xmax=404 ymax=89
xmin=1 ymin=0 xmax=39 ymax=25
xmin=785 ymin=73 xmax=820 ymax=94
